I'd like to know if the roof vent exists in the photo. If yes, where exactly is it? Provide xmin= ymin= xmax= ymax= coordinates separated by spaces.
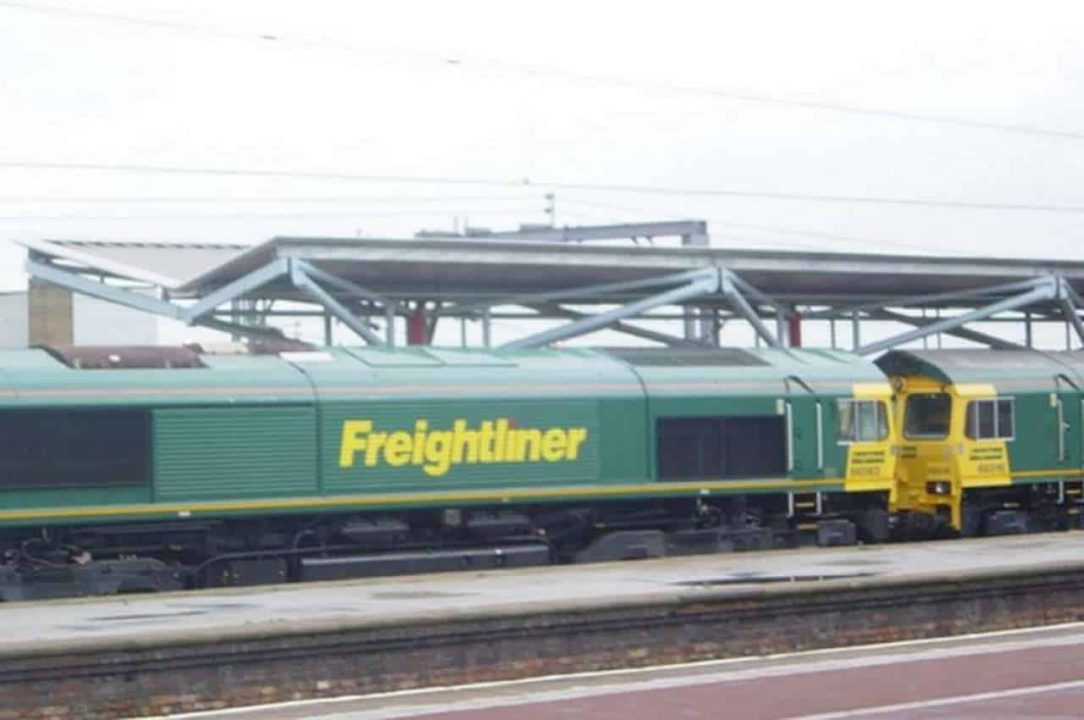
xmin=601 ymin=347 xmax=769 ymax=368
xmin=40 ymin=345 xmax=205 ymax=369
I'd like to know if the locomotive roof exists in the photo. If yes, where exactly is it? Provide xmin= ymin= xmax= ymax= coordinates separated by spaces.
xmin=599 ymin=347 xmax=885 ymax=396
xmin=876 ymin=349 xmax=1084 ymax=391
xmin=0 ymin=345 xmax=884 ymax=406
xmin=0 ymin=348 xmax=313 ymax=407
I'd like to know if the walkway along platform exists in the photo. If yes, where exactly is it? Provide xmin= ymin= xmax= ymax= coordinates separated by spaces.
xmin=3 ymin=533 xmax=1084 ymax=719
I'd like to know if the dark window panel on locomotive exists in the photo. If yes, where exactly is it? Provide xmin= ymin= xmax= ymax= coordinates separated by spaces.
xmin=656 ymin=417 xmax=787 ymax=480
xmin=0 ymin=409 xmax=149 ymax=488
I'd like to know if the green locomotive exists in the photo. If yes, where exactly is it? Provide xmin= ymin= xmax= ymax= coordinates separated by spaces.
xmin=877 ymin=349 xmax=1084 ymax=536
xmin=0 ymin=344 xmax=894 ymax=599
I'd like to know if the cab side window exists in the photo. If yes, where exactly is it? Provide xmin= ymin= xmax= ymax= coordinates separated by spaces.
xmin=837 ymin=399 xmax=887 ymax=443
xmin=965 ymin=398 xmax=1014 ymax=440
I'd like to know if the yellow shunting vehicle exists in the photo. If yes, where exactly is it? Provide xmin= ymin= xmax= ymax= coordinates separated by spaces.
xmin=876 ymin=349 xmax=1084 ymax=536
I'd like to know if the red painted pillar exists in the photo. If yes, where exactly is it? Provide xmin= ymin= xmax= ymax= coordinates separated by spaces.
xmin=787 ymin=312 xmax=802 ymax=348
xmin=407 ymin=308 xmax=427 ymax=345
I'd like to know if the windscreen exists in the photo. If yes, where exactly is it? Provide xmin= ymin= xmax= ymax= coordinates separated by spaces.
xmin=904 ymin=393 xmax=952 ymax=439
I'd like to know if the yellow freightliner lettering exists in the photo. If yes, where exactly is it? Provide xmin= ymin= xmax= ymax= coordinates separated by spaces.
xmin=339 ymin=418 xmax=589 ymax=477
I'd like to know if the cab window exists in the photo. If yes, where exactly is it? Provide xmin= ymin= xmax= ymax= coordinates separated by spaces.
xmin=965 ymin=398 xmax=1014 ymax=440
xmin=904 ymin=393 xmax=952 ymax=439
xmin=837 ymin=400 xmax=887 ymax=443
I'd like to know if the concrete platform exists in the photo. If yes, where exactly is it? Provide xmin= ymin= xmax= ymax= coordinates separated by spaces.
xmin=3 ymin=533 xmax=1084 ymax=719
xmin=1 ymin=532 xmax=1081 ymax=655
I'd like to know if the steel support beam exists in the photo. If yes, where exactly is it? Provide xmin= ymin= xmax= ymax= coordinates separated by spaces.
xmin=870 ymin=309 xmax=1025 ymax=350
xmin=528 ymin=303 xmax=707 ymax=348
xmin=682 ymin=228 xmax=710 ymax=340
xmin=724 ymin=285 xmax=783 ymax=348
xmin=292 ymin=259 xmax=394 ymax=309
xmin=1059 ymin=277 xmax=1084 ymax=310
xmin=434 ymin=269 xmax=711 ymax=318
xmin=26 ymin=258 xmax=291 ymax=343
xmin=803 ymin=276 xmax=1053 ymax=320
xmin=26 ymin=258 xmax=185 ymax=320
xmin=720 ymin=271 xmax=782 ymax=348
xmin=724 ymin=274 xmax=785 ymax=345
xmin=197 ymin=317 xmax=289 ymax=341
xmin=857 ymin=281 xmax=1057 ymax=355
xmin=1060 ymin=299 xmax=1084 ymax=346
xmin=1056 ymin=276 xmax=1084 ymax=346
xmin=289 ymin=261 xmax=385 ymax=345
xmin=502 ymin=271 xmax=720 ymax=349
xmin=182 ymin=258 xmax=289 ymax=323
xmin=728 ymin=273 xmax=786 ymax=314
xmin=385 ymin=306 xmax=396 ymax=346
xmin=293 ymin=258 xmax=398 ymax=345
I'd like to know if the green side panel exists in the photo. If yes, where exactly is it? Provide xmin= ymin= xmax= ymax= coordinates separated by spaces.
xmin=648 ymin=395 xmax=778 ymax=418
xmin=1064 ymin=392 xmax=1083 ymax=471
xmin=153 ymin=406 xmax=318 ymax=501
xmin=818 ymin=398 xmax=848 ymax=478
xmin=598 ymin=397 xmax=649 ymax=481
xmin=323 ymin=399 xmax=603 ymax=495
xmin=788 ymin=395 xmax=819 ymax=478
xmin=1006 ymin=392 xmax=1080 ymax=472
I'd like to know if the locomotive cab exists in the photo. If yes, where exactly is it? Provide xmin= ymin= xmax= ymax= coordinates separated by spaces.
xmin=878 ymin=349 xmax=1083 ymax=537
xmin=835 ymin=383 xmax=896 ymax=496
xmin=889 ymin=375 xmax=1011 ymax=531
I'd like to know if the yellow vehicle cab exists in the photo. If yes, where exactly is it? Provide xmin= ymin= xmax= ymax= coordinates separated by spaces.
xmin=877 ymin=349 xmax=1084 ymax=536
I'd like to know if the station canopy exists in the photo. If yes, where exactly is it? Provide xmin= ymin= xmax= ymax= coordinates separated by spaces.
xmin=18 ymin=220 xmax=1084 ymax=354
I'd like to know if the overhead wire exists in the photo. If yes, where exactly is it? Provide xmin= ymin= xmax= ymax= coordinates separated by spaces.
xmin=1 ymin=1 xmax=1082 ymax=142
xmin=3 ymin=5 xmax=1084 ymax=216
xmin=0 ymin=194 xmax=537 ymax=204
xmin=0 ymin=208 xmax=538 ymax=221
xmin=3 ymin=160 xmax=1084 ymax=213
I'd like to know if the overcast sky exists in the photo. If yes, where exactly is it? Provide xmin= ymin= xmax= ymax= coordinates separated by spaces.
xmin=2 ymin=0 xmax=1084 ymax=345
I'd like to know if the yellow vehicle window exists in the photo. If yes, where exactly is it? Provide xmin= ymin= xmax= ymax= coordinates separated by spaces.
xmin=965 ymin=398 xmax=1014 ymax=440
xmin=904 ymin=393 xmax=951 ymax=439
xmin=837 ymin=399 xmax=887 ymax=442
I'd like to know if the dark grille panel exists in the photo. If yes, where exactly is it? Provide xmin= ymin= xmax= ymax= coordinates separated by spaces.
xmin=657 ymin=416 xmax=786 ymax=480
xmin=0 ymin=409 xmax=150 ymax=488
xmin=603 ymin=347 xmax=768 ymax=367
